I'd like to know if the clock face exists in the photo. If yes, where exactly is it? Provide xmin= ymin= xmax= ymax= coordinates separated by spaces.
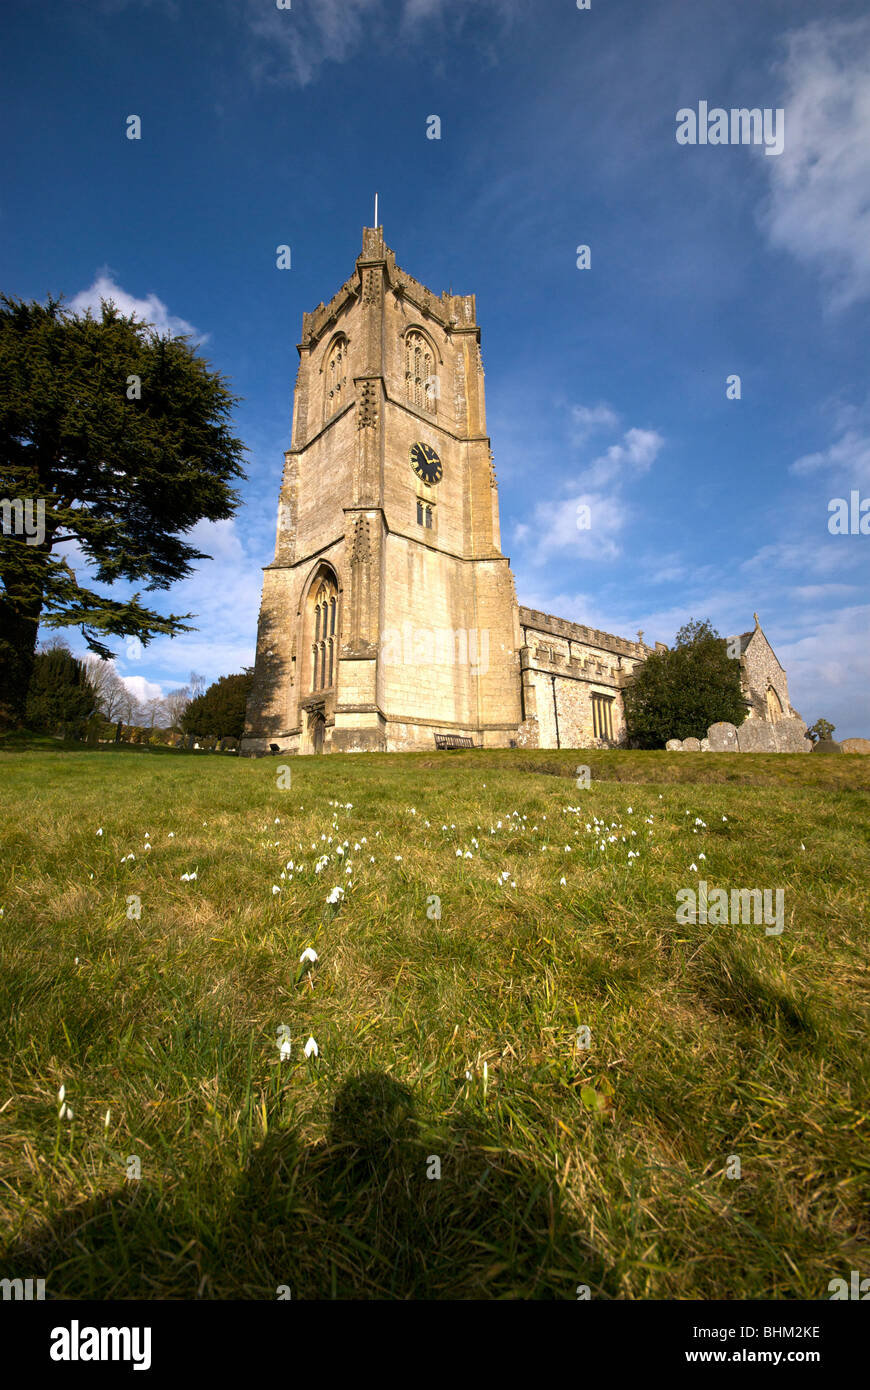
xmin=410 ymin=441 xmax=443 ymax=486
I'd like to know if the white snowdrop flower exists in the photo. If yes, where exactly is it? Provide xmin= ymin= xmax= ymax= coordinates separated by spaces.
xmin=699 ymin=853 xmax=706 ymax=861
xmin=274 ymin=817 xmax=281 ymax=824
xmin=96 ymin=828 xmax=103 ymax=837
xmin=345 ymin=865 xmax=352 ymax=875
xmin=722 ymin=816 xmax=728 ymax=822
xmin=336 ymin=845 xmax=344 ymax=856
xmin=456 ymin=849 xmax=462 ymax=857
xmin=689 ymin=863 xmax=698 ymax=873
xmin=659 ymin=795 xmax=663 ymax=799
xmin=800 ymin=843 xmax=805 ymax=852
xmin=564 ymin=846 xmax=571 ymax=852
xmin=361 ymin=837 xmax=367 ymax=845
xmin=464 ymin=851 xmax=472 ymax=859
xmin=272 ymin=885 xmax=281 ymax=895
xmin=451 ymin=823 xmax=456 ymax=829
xmin=74 ymin=956 xmax=79 ymax=964
xmin=354 ymin=843 xmax=361 ymax=852
xmin=168 ymin=832 xmax=175 ymax=839
xmin=202 ymin=822 xmax=208 ymax=827
xmin=465 ymin=1070 xmax=472 ymax=1081
xmin=104 ymin=1109 xmax=111 ymax=1130
xmin=144 ymin=832 xmax=150 ymax=839
xmin=511 ymin=881 xmax=516 ymax=888
xmin=89 ymin=874 xmax=93 ymax=879
xmin=442 ymin=825 xmax=447 ymax=831
xmin=326 ymin=886 xmax=344 ymax=905
xmin=300 ymin=948 xmax=318 ymax=964
xmin=279 ymin=1038 xmax=291 ymax=1061
xmin=627 ymin=807 xmax=633 ymax=814
xmin=58 ymin=1085 xmax=65 ymax=1102
xmin=560 ymin=877 xmax=567 ymax=886
xmin=321 ymin=834 xmax=326 ymax=841
xmin=394 ymin=854 xmax=403 ymax=862
xmin=370 ymin=856 xmax=375 ymax=863
xmin=180 ymin=871 xmax=197 ymax=882
xmin=60 ymin=1103 xmax=73 ymax=1121
xmin=304 ymin=1036 xmax=319 ymax=1058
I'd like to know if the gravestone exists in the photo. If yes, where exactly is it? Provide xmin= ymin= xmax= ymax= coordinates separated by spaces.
xmin=683 ymin=737 xmax=701 ymax=752
xmin=707 ymin=722 xmax=738 ymax=752
xmin=737 ymin=720 xmax=777 ymax=752
xmin=700 ymin=737 xmax=710 ymax=751
xmin=665 ymin=739 xmax=682 ymax=751
xmin=773 ymin=718 xmax=812 ymax=753
xmin=841 ymin=737 xmax=870 ymax=755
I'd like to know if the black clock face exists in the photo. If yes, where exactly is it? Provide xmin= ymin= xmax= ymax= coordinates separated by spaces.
xmin=410 ymin=441 xmax=443 ymax=485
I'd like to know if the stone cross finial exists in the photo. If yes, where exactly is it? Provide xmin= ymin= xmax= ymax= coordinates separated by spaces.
xmin=637 ymin=629 xmax=644 ymax=645
xmin=753 ymin=612 xmax=760 ymax=626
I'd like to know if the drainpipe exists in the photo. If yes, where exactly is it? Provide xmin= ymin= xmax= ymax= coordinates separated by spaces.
xmin=551 ymin=675 xmax=561 ymax=749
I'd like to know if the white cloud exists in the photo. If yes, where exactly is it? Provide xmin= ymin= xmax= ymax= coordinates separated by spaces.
xmin=790 ymin=429 xmax=870 ymax=485
xmin=67 ymin=272 xmax=206 ymax=343
xmin=121 ymin=674 xmax=164 ymax=704
xmin=570 ymin=402 xmax=620 ymax=445
xmin=761 ymin=17 xmax=870 ymax=308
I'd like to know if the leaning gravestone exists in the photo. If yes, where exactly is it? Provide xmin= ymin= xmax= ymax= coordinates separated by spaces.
xmin=683 ymin=737 xmax=701 ymax=752
xmin=737 ymin=720 xmax=777 ymax=752
xmin=665 ymin=739 xmax=682 ymax=751
xmin=841 ymin=737 xmax=870 ymax=755
xmin=773 ymin=718 xmax=813 ymax=753
xmin=707 ymin=722 xmax=738 ymax=752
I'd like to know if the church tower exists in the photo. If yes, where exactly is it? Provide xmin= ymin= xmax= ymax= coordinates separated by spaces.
xmin=241 ymin=224 xmax=523 ymax=754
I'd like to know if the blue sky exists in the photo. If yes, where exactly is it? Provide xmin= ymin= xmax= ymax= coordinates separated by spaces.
xmin=3 ymin=0 xmax=869 ymax=735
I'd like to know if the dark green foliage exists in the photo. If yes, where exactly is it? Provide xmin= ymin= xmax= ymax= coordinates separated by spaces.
xmin=623 ymin=618 xmax=749 ymax=749
xmin=807 ymin=719 xmax=836 ymax=744
xmin=181 ymin=671 xmax=254 ymax=740
xmin=25 ymin=644 xmax=98 ymax=736
xmin=0 ymin=294 xmax=246 ymax=724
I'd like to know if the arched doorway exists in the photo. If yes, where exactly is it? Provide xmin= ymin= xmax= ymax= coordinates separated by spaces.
xmin=312 ymin=715 xmax=325 ymax=754
xmin=766 ymin=685 xmax=784 ymax=721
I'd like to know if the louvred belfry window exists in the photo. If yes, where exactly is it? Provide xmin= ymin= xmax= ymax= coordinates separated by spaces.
xmin=405 ymin=330 xmax=435 ymax=413
xmin=324 ymin=338 xmax=348 ymax=421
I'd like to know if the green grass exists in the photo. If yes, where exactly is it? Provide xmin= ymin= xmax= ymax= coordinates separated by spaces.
xmin=0 ymin=746 xmax=868 ymax=1299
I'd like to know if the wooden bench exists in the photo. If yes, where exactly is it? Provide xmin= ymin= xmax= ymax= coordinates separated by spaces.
xmin=434 ymin=733 xmax=476 ymax=750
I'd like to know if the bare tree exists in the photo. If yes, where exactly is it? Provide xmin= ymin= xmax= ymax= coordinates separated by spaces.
xmin=83 ymin=656 xmax=129 ymax=723
xmin=189 ymin=671 xmax=206 ymax=699
xmin=164 ymin=685 xmax=191 ymax=730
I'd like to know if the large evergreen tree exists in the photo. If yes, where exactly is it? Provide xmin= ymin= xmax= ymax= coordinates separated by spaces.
xmin=181 ymin=671 xmax=254 ymax=741
xmin=25 ymin=641 xmax=98 ymax=737
xmin=623 ymin=618 xmax=749 ymax=749
xmin=0 ymin=295 xmax=246 ymax=725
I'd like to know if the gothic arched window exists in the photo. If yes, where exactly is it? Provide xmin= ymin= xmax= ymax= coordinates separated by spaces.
xmin=310 ymin=574 xmax=339 ymax=691
xmin=405 ymin=330 xmax=435 ymax=413
xmin=324 ymin=336 xmax=348 ymax=422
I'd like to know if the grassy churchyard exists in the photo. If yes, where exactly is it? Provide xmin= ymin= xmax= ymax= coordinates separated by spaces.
xmin=0 ymin=742 xmax=868 ymax=1299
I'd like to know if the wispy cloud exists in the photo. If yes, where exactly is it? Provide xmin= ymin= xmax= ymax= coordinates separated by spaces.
xmin=245 ymin=0 xmax=518 ymax=87
xmin=68 ymin=272 xmax=206 ymax=343
xmin=761 ymin=16 xmax=870 ymax=309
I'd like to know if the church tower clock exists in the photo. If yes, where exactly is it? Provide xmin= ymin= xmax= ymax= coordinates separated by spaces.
xmin=241 ymin=223 xmax=523 ymax=754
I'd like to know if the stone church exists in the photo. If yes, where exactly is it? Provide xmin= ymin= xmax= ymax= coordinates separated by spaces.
xmin=241 ymin=225 xmax=799 ymax=755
